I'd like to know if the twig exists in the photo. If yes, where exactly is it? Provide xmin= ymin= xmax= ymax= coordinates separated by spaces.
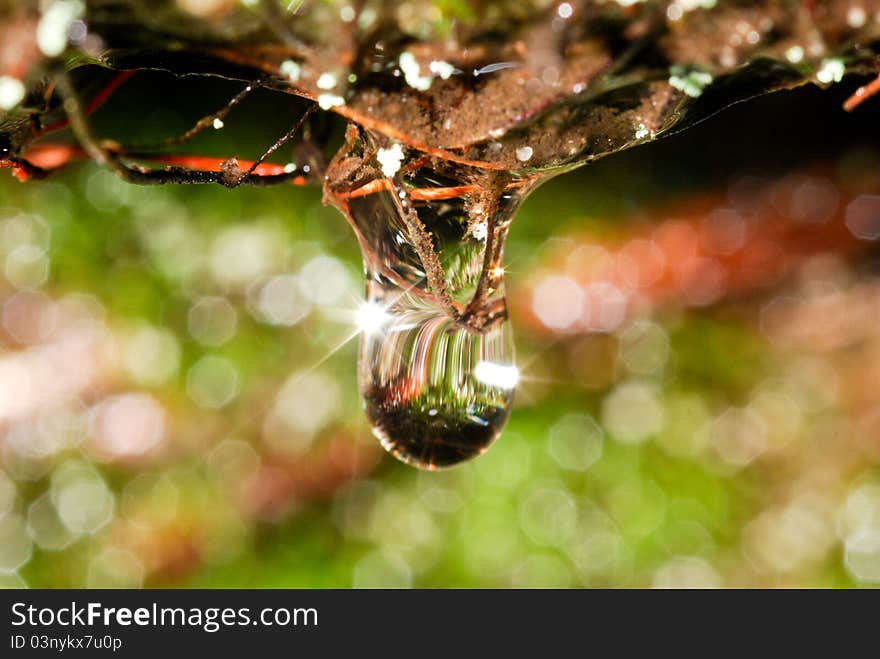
xmin=460 ymin=177 xmax=504 ymax=330
xmin=41 ymin=70 xmax=138 ymax=135
xmin=54 ymin=73 xmax=314 ymax=188
xmin=128 ymin=82 xmax=259 ymax=151
xmin=0 ymin=157 xmax=48 ymax=182
xmin=239 ymin=102 xmax=317 ymax=181
xmin=390 ymin=174 xmax=463 ymax=321
xmin=844 ymin=73 xmax=880 ymax=112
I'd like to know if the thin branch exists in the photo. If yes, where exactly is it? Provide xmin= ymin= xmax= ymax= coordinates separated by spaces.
xmin=128 ymin=82 xmax=260 ymax=151
xmin=239 ymin=102 xmax=317 ymax=180
xmin=845 ymin=73 xmax=880 ymax=112
xmin=41 ymin=70 xmax=138 ymax=135
xmin=389 ymin=174 xmax=463 ymax=321
xmin=0 ymin=157 xmax=48 ymax=182
xmin=460 ymin=180 xmax=503 ymax=330
xmin=53 ymin=74 xmax=316 ymax=188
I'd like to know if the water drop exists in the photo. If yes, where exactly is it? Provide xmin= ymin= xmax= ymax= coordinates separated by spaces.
xmin=326 ymin=127 xmax=537 ymax=468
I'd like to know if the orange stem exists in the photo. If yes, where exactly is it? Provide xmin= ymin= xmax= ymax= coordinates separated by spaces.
xmin=42 ymin=70 xmax=138 ymax=134
xmin=844 ymin=74 xmax=880 ymax=112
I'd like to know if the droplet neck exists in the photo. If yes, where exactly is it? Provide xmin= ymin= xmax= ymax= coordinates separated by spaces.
xmin=325 ymin=125 xmax=535 ymax=333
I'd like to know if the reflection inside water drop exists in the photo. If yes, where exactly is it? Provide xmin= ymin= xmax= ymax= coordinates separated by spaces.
xmin=361 ymin=308 xmax=516 ymax=469
xmin=327 ymin=127 xmax=534 ymax=468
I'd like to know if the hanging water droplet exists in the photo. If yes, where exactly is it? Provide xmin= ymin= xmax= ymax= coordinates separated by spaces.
xmin=326 ymin=126 xmax=536 ymax=468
